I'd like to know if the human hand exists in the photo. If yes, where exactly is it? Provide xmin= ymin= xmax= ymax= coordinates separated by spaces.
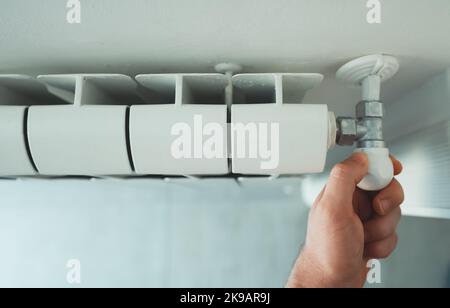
xmin=287 ymin=152 xmax=404 ymax=288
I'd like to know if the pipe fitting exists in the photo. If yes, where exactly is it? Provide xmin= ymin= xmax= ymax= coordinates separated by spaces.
xmin=356 ymin=100 xmax=384 ymax=118
xmin=335 ymin=117 xmax=368 ymax=146
xmin=336 ymin=117 xmax=357 ymax=146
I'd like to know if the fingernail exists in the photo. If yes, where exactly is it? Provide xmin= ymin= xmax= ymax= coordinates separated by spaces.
xmin=380 ymin=199 xmax=393 ymax=214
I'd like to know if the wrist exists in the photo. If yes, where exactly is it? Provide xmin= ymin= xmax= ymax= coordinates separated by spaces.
xmin=287 ymin=247 xmax=366 ymax=288
xmin=286 ymin=247 xmax=353 ymax=288
xmin=286 ymin=248 xmax=335 ymax=288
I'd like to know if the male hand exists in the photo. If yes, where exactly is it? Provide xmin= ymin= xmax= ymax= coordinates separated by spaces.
xmin=287 ymin=152 xmax=404 ymax=288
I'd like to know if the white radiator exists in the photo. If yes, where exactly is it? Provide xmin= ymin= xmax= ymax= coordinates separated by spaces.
xmin=0 ymin=73 xmax=332 ymax=178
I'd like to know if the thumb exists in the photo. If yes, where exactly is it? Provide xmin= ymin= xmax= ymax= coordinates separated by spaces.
xmin=322 ymin=152 xmax=369 ymax=208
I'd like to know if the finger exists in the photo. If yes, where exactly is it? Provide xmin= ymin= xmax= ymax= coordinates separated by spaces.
xmin=364 ymin=207 xmax=401 ymax=243
xmin=313 ymin=187 xmax=326 ymax=207
xmin=372 ymin=179 xmax=405 ymax=216
xmin=390 ymin=155 xmax=403 ymax=176
xmin=353 ymin=188 xmax=374 ymax=222
xmin=323 ymin=152 xmax=369 ymax=208
xmin=364 ymin=233 xmax=399 ymax=259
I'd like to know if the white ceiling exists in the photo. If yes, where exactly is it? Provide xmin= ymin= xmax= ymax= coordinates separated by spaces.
xmin=1 ymin=0 xmax=450 ymax=116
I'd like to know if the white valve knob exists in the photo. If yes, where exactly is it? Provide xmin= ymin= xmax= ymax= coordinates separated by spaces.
xmin=354 ymin=148 xmax=394 ymax=191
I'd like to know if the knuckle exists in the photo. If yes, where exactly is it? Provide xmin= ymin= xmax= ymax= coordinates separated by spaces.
xmin=392 ymin=179 xmax=405 ymax=204
xmin=351 ymin=152 xmax=369 ymax=167
xmin=390 ymin=207 xmax=402 ymax=226
xmin=372 ymin=244 xmax=390 ymax=259
xmin=398 ymin=185 xmax=405 ymax=204
xmin=372 ymin=213 xmax=400 ymax=240
xmin=394 ymin=207 xmax=402 ymax=218
xmin=373 ymin=197 xmax=387 ymax=215
xmin=316 ymin=200 xmax=340 ymax=219
xmin=379 ymin=222 xmax=395 ymax=239
xmin=393 ymin=233 xmax=399 ymax=249
xmin=376 ymin=234 xmax=398 ymax=259
xmin=331 ymin=163 xmax=352 ymax=179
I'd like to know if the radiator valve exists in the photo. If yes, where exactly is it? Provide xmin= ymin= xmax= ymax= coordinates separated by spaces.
xmin=335 ymin=54 xmax=399 ymax=191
